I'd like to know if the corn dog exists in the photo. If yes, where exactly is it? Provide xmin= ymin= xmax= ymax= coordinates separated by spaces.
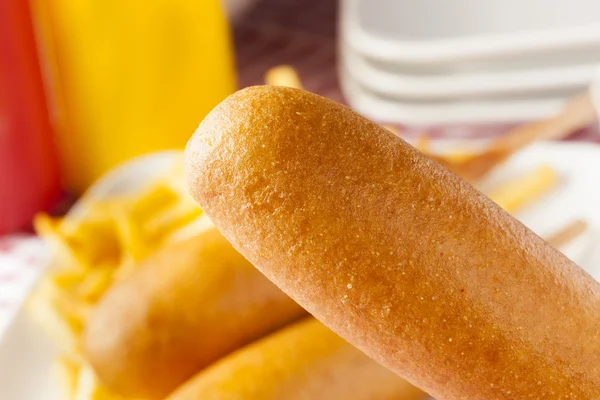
xmin=184 ymin=86 xmax=600 ymax=399
xmin=83 ymin=226 xmax=307 ymax=399
xmin=168 ymin=318 xmax=426 ymax=400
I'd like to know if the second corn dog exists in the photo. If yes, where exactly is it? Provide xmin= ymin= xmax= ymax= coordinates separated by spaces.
xmin=185 ymin=86 xmax=600 ymax=399
xmin=168 ymin=318 xmax=426 ymax=400
xmin=83 ymin=226 xmax=307 ymax=399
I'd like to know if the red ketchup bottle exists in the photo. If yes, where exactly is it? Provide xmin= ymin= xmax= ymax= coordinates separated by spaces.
xmin=0 ymin=0 xmax=60 ymax=234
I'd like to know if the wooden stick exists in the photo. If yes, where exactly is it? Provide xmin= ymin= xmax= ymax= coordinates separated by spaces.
xmin=493 ymin=94 xmax=596 ymax=153
xmin=545 ymin=219 xmax=589 ymax=249
xmin=428 ymin=93 xmax=596 ymax=182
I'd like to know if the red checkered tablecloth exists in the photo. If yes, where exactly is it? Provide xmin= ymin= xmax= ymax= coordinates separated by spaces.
xmin=232 ymin=0 xmax=600 ymax=141
xmin=0 ymin=236 xmax=49 ymax=334
xmin=1 ymin=0 xmax=598 ymax=335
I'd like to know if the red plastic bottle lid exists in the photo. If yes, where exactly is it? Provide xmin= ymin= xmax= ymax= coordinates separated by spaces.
xmin=0 ymin=0 xmax=61 ymax=234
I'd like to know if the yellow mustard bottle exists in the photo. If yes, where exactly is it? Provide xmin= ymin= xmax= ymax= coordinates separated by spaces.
xmin=32 ymin=0 xmax=236 ymax=193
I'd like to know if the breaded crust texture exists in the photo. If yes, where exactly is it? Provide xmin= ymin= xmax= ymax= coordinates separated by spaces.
xmin=84 ymin=227 xmax=306 ymax=398
xmin=185 ymin=86 xmax=600 ymax=399
xmin=168 ymin=318 xmax=425 ymax=400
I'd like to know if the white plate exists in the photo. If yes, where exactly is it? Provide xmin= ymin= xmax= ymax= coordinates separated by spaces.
xmin=360 ymin=46 xmax=600 ymax=76
xmin=340 ymin=68 xmax=574 ymax=124
xmin=342 ymin=44 xmax=597 ymax=100
xmin=1 ymin=143 xmax=600 ymax=399
xmin=342 ymin=0 xmax=600 ymax=65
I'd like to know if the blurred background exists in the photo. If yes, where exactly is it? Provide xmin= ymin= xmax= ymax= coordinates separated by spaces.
xmin=3 ymin=0 xmax=600 ymax=234
xmin=2 ymin=1 xmax=600 ymax=399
